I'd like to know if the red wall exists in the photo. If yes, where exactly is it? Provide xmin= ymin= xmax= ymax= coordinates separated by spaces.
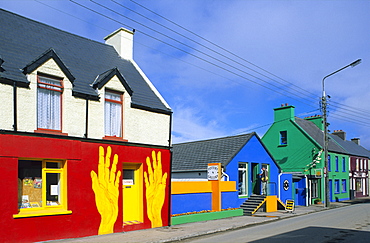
xmin=0 ymin=133 xmax=171 ymax=242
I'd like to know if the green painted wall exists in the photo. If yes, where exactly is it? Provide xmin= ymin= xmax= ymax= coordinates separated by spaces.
xmin=262 ymin=105 xmax=350 ymax=203
xmin=171 ymin=209 xmax=243 ymax=225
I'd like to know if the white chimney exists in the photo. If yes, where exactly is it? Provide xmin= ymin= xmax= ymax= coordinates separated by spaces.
xmin=104 ymin=27 xmax=134 ymax=60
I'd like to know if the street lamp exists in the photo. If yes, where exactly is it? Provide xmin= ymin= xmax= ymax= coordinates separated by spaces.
xmin=322 ymin=59 xmax=361 ymax=208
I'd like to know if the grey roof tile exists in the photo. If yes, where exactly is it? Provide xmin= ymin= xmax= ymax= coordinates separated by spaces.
xmin=330 ymin=134 xmax=370 ymax=158
xmin=295 ymin=117 xmax=347 ymax=154
xmin=0 ymin=8 xmax=171 ymax=113
xmin=172 ymin=133 xmax=255 ymax=172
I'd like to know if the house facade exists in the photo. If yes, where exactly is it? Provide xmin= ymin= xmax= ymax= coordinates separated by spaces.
xmin=0 ymin=9 xmax=172 ymax=242
xmin=262 ymin=104 xmax=350 ymax=206
xmin=330 ymin=130 xmax=370 ymax=199
xmin=171 ymin=133 xmax=288 ymax=215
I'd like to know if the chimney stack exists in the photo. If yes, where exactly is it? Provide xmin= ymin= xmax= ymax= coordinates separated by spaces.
xmin=332 ymin=130 xmax=346 ymax=140
xmin=104 ymin=27 xmax=134 ymax=60
xmin=351 ymin=138 xmax=360 ymax=145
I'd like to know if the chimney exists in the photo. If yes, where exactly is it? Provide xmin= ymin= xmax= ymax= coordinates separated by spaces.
xmin=273 ymin=104 xmax=295 ymax=122
xmin=351 ymin=138 xmax=360 ymax=145
xmin=104 ymin=28 xmax=134 ymax=60
xmin=332 ymin=130 xmax=346 ymax=140
xmin=304 ymin=115 xmax=323 ymax=130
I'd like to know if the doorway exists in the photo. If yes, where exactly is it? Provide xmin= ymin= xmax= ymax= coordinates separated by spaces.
xmin=122 ymin=163 xmax=143 ymax=224
xmin=251 ymin=163 xmax=260 ymax=194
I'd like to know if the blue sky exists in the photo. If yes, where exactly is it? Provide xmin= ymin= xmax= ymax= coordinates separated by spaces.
xmin=2 ymin=0 xmax=370 ymax=148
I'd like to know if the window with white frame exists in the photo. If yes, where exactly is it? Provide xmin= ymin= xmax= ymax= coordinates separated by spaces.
xmin=104 ymin=90 xmax=123 ymax=137
xmin=37 ymin=75 xmax=63 ymax=131
xmin=238 ymin=163 xmax=248 ymax=196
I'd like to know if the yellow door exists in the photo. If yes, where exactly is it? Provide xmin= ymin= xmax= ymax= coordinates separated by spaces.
xmin=123 ymin=163 xmax=143 ymax=224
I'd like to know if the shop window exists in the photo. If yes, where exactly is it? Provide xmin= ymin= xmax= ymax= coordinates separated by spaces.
xmin=16 ymin=160 xmax=70 ymax=218
xmin=341 ymin=179 xmax=347 ymax=193
xmin=335 ymin=156 xmax=339 ymax=172
xmin=238 ymin=163 xmax=248 ymax=197
xmin=355 ymin=178 xmax=362 ymax=192
xmin=37 ymin=74 xmax=63 ymax=131
xmin=279 ymin=131 xmax=287 ymax=145
xmin=334 ymin=179 xmax=340 ymax=194
xmin=105 ymin=90 xmax=123 ymax=137
xmin=342 ymin=157 xmax=346 ymax=172
xmin=311 ymin=179 xmax=318 ymax=198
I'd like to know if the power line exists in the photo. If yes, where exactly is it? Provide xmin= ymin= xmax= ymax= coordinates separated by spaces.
xmin=89 ymin=0 xmax=317 ymax=105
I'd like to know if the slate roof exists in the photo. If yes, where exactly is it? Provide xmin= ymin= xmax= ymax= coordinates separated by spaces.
xmin=330 ymin=134 xmax=370 ymax=158
xmin=0 ymin=9 xmax=171 ymax=114
xmin=295 ymin=117 xmax=347 ymax=154
xmin=172 ymin=133 xmax=255 ymax=172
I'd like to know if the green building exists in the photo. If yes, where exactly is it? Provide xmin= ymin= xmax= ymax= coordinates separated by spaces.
xmin=262 ymin=104 xmax=350 ymax=205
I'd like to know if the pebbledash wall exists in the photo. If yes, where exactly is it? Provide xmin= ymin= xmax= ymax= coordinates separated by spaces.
xmin=4 ymin=58 xmax=171 ymax=146
xmin=0 ymin=133 xmax=171 ymax=242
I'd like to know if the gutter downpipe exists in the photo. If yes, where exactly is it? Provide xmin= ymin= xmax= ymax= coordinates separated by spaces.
xmin=84 ymin=98 xmax=89 ymax=138
xmin=305 ymin=175 xmax=309 ymax=206
xmin=13 ymin=81 xmax=17 ymax=131
xmin=168 ymin=112 xmax=173 ymax=226
xmin=278 ymin=173 xmax=282 ymax=200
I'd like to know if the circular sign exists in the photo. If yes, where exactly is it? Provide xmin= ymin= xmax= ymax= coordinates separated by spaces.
xmin=207 ymin=165 xmax=219 ymax=180
xmin=283 ymin=179 xmax=290 ymax=191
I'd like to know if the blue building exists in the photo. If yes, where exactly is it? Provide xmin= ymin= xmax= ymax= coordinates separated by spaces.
xmin=172 ymin=133 xmax=291 ymax=214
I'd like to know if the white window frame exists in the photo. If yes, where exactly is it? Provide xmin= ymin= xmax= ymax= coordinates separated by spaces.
xmin=238 ymin=162 xmax=248 ymax=197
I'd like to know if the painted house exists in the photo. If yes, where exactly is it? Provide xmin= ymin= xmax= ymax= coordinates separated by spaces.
xmin=330 ymin=130 xmax=370 ymax=199
xmin=262 ymin=104 xmax=350 ymax=206
xmin=0 ymin=9 xmax=172 ymax=242
xmin=171 ymin=133 xmax=286 ymax=215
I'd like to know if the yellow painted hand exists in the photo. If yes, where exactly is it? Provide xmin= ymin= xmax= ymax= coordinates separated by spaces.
xmin=91 ymin=146 xmax=121 ymax=235
xmin=144 ymin=151 xmax=168 ymax=228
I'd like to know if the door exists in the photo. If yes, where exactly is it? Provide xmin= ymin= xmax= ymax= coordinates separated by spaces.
xmin=123 ymin=163 xmax=143 ymax=223
xmin=251 ymin=163 xmax=260 ymax=194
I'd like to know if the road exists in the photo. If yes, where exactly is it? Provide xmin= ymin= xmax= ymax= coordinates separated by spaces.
xmin=185 ymin=203 xmax=370 ymax=243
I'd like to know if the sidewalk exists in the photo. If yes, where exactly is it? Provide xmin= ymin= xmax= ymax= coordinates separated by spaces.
xmin=53 ymin=203 xmax=347 ymax=243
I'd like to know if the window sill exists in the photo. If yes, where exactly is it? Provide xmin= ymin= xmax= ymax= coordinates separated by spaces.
xmin=103 ymin=136 xmax=128 ymax=142
xmin=34 ymin=129 xmax=68 ymax=136
xmin=278 ymin=144 xmax=287 ymax=147
xmin=13 ymin=208 xmax=72 ymax=218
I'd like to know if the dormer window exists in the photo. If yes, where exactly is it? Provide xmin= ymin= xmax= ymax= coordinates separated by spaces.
xmin=37 ymin=74 xmax=63 ymax=131
xmin=105 ymin=90 xmax=123 ymax=137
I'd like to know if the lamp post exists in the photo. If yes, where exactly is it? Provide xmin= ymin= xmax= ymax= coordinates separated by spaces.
xmin=322 ymin=59 xmax=361 ymax=208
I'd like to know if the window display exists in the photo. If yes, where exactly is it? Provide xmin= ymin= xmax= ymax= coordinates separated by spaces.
xmin=18 ymin=160 xmax=65 ymax=211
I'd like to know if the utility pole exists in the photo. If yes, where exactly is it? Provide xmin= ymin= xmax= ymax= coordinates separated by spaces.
xmin=321 ymin=59 xmax=361 ymax=208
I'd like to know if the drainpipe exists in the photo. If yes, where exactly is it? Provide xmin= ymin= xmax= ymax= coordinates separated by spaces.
xmin=167 ymin=112 xmax=173 ymax=226
xmin=305 ymin=175 xmax=309 ymax=206
xmin=278 ymin=173 xmax=282 ymax=200
xmin=84 ymin=98 xmax=89 ymax=138
xmin=13 ymin=81 xmax=17 ymax=131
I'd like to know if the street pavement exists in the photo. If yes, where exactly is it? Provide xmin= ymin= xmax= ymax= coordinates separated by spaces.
xmin=51 ymin=199 xmax=367 ymax=243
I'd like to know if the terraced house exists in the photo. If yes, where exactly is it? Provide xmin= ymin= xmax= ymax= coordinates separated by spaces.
xmin=0 ymin=9 xmax=172 ymax=242
xmin=262 ymin=104 xmax=350 ymax=206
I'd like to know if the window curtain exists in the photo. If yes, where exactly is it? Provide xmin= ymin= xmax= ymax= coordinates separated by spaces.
xmin=105 ymin=92 xmax=122 ymax=137
xmin=37 ymin=87 xmax=61 ymax=130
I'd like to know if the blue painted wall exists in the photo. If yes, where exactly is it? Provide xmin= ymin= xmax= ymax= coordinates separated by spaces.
xmin=279 ymin=173 xmax=293 ymax=203
xmin=221 ymin=191 xmax=239 ymax=209
xmin=224 ymin=135 xmax=281 ymax=207
xmin=171 ymin=193 xmax=212 ymax=215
